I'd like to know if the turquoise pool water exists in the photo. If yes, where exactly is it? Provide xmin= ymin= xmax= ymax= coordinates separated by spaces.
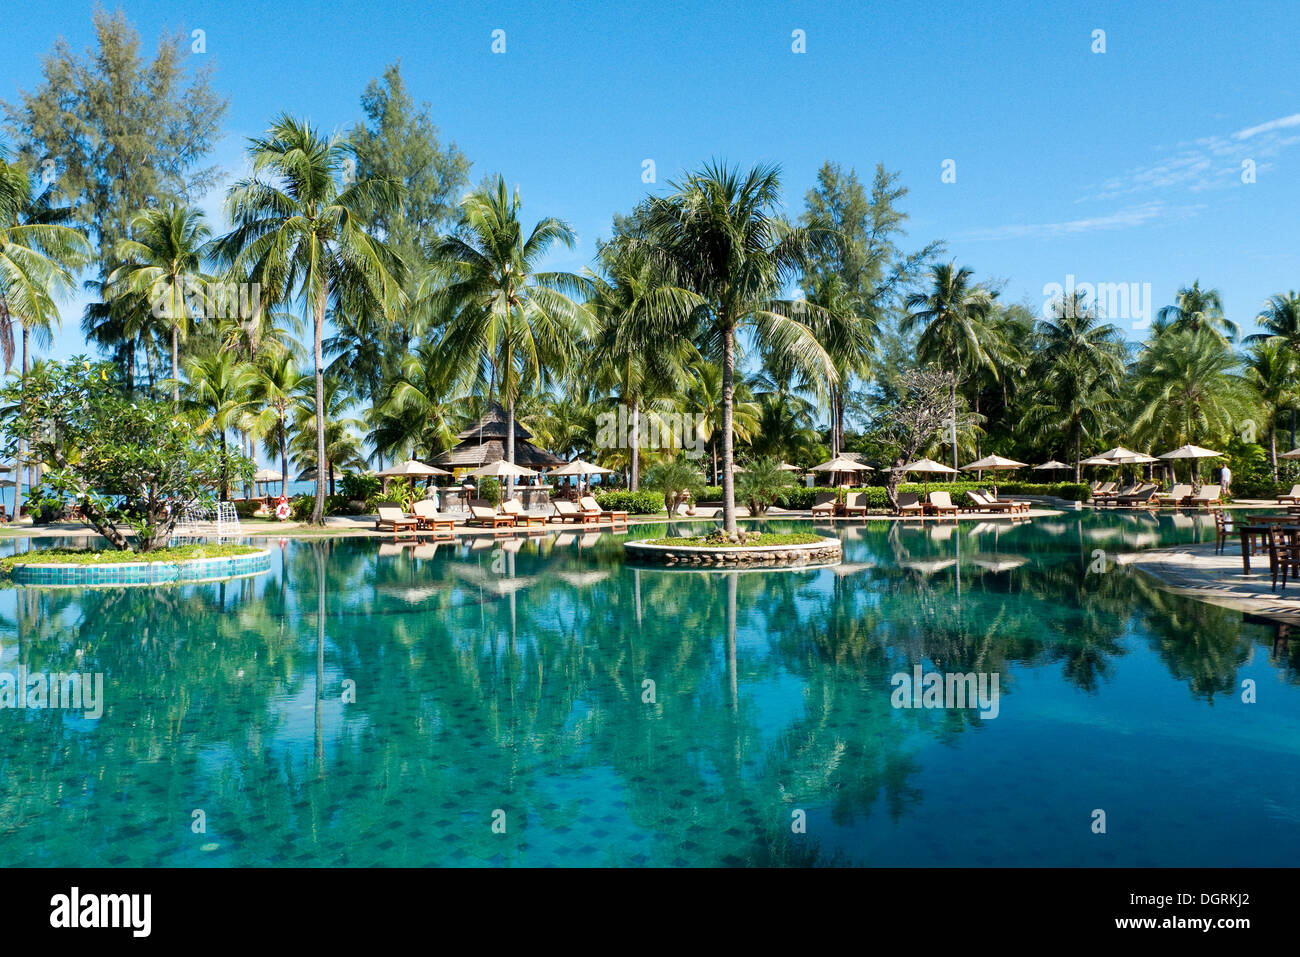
xmin=1 ymin=512 xmax=1298 ymax=867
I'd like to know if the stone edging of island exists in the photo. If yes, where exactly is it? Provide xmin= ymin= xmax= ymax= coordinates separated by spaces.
xmin=624 ymin=537 xmax=842 ymax=568
xmin=10 ymin=548 xmax=274 ymax=588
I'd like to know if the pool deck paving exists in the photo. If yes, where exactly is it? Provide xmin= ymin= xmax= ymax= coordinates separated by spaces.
xmin=1134 ymin=541 xmax=1300 ymax=623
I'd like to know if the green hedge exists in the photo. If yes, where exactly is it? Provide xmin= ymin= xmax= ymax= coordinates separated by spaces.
xmin=594 ymin=490 xmax=665 ymax=514
xmin=778 ymin=481 xmax=1090 ymax=510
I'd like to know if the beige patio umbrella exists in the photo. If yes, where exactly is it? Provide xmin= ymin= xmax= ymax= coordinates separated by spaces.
xmin=252 ymin=467 xmax=285 ymax=498
xmin=777 ymin=462 xmax=804 ymax=471
xmin=550 ymin=458 xmax=615 ymax=476
xmin=898 ymin=456 xmax=959 ymax=496
xmin=1031 ymin=460 xmax=1071 ymax=471
xmin=963 ymin=454 xmax=1027 ymax=497
xmin=378 ymin=458 xmax=450 ymax=478
xmin=467 ymin=460 xmax=538 ymax=479
xmin=811 ymin=455 xmax=873 ymax=487
xmin=1279 ymin=448 xmax=1300 ymax=460
xmin=1158 ymin=444 xmax=1223 ymax=486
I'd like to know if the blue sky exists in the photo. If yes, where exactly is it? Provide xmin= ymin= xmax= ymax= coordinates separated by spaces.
xmin=5 ymin=0 xmax=1299 ymax=362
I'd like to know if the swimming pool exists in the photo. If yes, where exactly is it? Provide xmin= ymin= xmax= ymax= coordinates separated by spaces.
xmin=1 ymin=512 xmax=1297 ymax=866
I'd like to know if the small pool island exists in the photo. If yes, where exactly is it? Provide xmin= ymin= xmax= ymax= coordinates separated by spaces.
xmin=3 ymin=544 xmax=272 ymax=587
xmin=625 ymin=532 xmax=842 ymax=569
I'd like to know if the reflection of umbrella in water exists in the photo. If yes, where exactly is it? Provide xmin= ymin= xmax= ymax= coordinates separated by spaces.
xmin=971 ymin=553 xmax=1028 ymax=573
xmin=555 ymin=568 xmax=613 ymax=588
xmin=901 ymin=557 xmax=958 ymax=575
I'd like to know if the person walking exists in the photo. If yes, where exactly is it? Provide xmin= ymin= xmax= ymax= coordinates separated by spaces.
xmin=1220 ymin=463 xmax=1232 ymax=494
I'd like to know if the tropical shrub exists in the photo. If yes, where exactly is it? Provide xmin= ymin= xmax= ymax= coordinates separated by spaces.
xmin=593 ymin=490 xmax=664 ymax=514
xmin=0 ymin=359 xmax=248 ymax=551
xmin=735 ymin=457 xmax=796 ymax=515
xmin=340 ymin=473 xmax=382 ymax=501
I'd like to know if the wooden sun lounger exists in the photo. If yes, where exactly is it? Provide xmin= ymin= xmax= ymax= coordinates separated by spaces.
xmin=501 ymin=499 xmax=548 ymax=527
xmin=1152 ymin=484 xmax=1193 ymax=507
xmin=375 ymin=506 xmax=418 ymax=536
xmin=966 ymin=490 xmax=1018 ymax=513
xmin=1115 ymin=485 xmax=1158 ymax=507
xmin=467 ymin=500 xmax=515 ymax=528
xmin=895 ymin=492 xmax=924 ymax=516
xmin=580 ymin=495 xmax=628 ymax=524
xmin=1278 ymin=484 xmax=1300 ymax=505
xmin=810 ymin=492 xmax=837 ymax=516
xmin=411 ymin=499 xmax=456 ymax=533
xmin=841 ymin=491 xmax=867 ymax=517
xmin=1189 ymin=484 xmax=1222 ymax=508
xmin=551 ymin=500 xmax=599 ymax=524
xmin=928 ymin=491 xmax=959 ymax=516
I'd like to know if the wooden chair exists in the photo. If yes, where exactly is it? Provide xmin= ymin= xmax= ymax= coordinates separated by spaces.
xmin=1267 ymin=525 xmax=1300 ymax=591
xmin=1211 ymin=508 xmax=1232 ymax=554
xmin=467 ymin=500 xmax=515 ymax=528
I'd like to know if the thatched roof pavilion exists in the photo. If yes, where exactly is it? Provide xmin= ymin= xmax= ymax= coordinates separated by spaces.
xmin=433 ymin=403 xmax=563 ymax=470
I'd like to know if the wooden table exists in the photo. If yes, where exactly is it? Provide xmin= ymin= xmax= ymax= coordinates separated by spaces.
xmin=1239 ymin=523 xmax=1300 ymax=574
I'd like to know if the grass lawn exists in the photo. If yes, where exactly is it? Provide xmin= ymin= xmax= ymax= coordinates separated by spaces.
xmin=644 ymin=532 xmax=825 ymax=547
xmin=1 ymin=542 xmax=261 ymax=573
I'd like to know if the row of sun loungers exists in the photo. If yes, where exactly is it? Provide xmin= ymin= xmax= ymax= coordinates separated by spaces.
xmin=1092 ymin=482 xmax=1222 ymax=508
xmin=373 ymin=496 xmax=630 ymax=535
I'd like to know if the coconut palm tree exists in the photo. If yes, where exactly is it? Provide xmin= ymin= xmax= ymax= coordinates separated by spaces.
xmin=370 ymin=339 xmax=461 ymax=463
xmin=681 ymin=358 xmax=760 ymax=485
xmin=182 ymin=350 xmax=257 ymax=499
xmin=290 ymin=374 xmax=366 ymax=497
xmin=901 ymin=262 xmax=995 ymax=470
xmin=1246 ymin=291 xmax=1300 ymax=448
xmin=111 ymin=204 xmax=214 ymax=404
xmin=0 ymin=154 xmax=91 ymax=518
xmin=427 ymin=175 xmax=588 ymax=497
xmin=1156 ymin=280 xmax=1238 ymax=342
xmin=247 ymin=350 xmax=310 ymax=497
xmin=586 ymin=244 xmax=701 ymax=490
xmin=640 ymin=162 xmax=838 ymax=534
xmin=1130 ymin=326 xmax=1249 ymax=451
xmin=1243 ymin=339 xmax=1298 ymax=480
xmin=216 ymin=114 xmax=406 ymax=524
xmin=1022 ymin=292 xmax=1127 ymax=478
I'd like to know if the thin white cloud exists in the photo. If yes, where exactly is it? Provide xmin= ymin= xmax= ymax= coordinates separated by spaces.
xmin=1233 ymin=113 xmax=1300 ymax=140
xmin=960 ymin=202 xmax=1200 ymax=241
xmin=1085 ymin=111 xmax=1300 ymax=200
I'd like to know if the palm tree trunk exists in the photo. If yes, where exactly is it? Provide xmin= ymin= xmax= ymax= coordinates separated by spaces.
xmin=1074 ymin=429 xmax=1081 ymax=483
xmin=13 ymin=326 xmax=28 ymax=522
xmin=949 ymin=375 xmax=959 ymax=472
xmin=506 ymin=399 xmax=517 ymax=501
xmin=1271 ymin=425 xmax=1278 ymax=482
xmin=312 ymin=288 xmax=327 ymax=525
xmin=219 ymin=429 xmax=228 ymax=500
xmin=629 ymin=397 xmax=640 ymax=492
xmin=721 ymin=324 xmax=737 ymax=535
xmin=171 ymin=323 xmax=180 ymax=405
xmin=280 ymin=422 xmax=289 ymax=498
